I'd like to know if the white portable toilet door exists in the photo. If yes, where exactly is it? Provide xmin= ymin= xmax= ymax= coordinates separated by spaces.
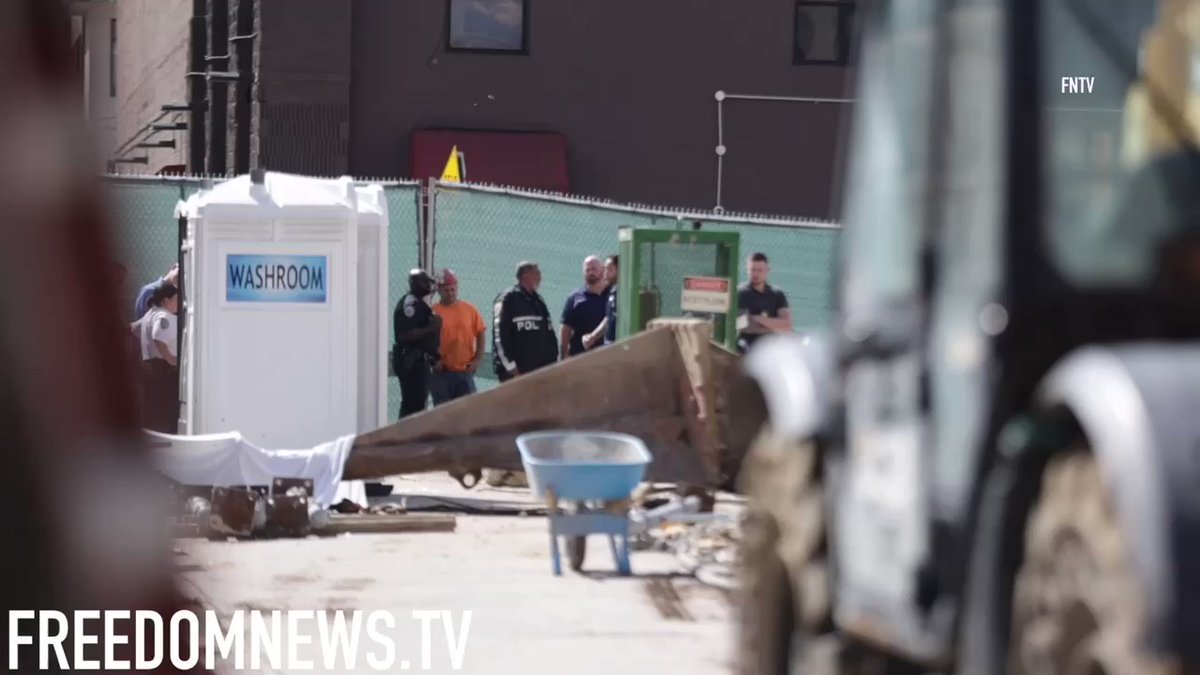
xmin=204 ymin=239 xmax=357 ymax=448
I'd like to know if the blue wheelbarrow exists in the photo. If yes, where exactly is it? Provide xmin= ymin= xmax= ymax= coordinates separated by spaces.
xmin=516 ymin=431 xmax=652 ymax=576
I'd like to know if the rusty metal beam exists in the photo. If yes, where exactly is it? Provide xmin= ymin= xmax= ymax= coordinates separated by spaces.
xmin=345 ymin=321 xmax=756 ymax=490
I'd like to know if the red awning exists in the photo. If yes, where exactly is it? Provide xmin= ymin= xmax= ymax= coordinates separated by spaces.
xmin=410 ymin=129 xmax=569 ymax=193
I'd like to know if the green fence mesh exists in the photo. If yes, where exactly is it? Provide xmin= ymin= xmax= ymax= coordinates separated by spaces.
xmin=637 ymin=240 xmax=729 ymax=318
xmin=430 ymin=182 xmax=840 ymax=392
xmin=103 ymin=177 xmax=202 ymax=321
xmin=101 ymin=175 xmax=839 ymax=418
xmin=382 ymin=185 xmax=422 ymax=419
xmin=700 ymin=221 xmax=840 ymax=330
xmin=100 ymin=175 xmax=423 ymax=421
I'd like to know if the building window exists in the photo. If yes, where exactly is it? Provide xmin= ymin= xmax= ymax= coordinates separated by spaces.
xmin=109 ymin=18 xmax=116 ymax=97
xmin=446 ymin=0 xmax=528 ymax=54
xmin=794 ymin=1 xmax=856 ymax=66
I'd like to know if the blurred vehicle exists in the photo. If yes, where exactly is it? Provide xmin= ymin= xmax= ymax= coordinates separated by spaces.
xmin=735 ymin=0 xmax=1200 ymax=673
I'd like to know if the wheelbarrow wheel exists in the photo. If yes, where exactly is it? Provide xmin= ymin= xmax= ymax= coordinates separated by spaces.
xmin=568 ymin=536 xmax=587 ymax=571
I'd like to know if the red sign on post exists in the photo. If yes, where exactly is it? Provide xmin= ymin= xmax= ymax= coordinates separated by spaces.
xmin=681 ymin=276 xmax=732 ymax=314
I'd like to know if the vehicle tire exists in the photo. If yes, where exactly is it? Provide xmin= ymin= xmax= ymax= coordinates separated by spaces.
xmin=736 ymin=425 xmax=923 ymax=675
xmin=738 ymin=499 xmax=795 ymax=675
xmin=736 ymin=425 xmax=840 ymax=675
xmin=1009 ymin=450 xmax=1179 ymax=675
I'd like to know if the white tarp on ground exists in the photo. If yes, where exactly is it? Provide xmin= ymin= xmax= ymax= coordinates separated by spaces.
xmin=146 ymin=430 xmax=367 ymax=508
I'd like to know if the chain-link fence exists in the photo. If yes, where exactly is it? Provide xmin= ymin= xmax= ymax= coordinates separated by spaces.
xmin=103 ymin=175 xmax=203 ymax=321
xmin=102 ymin=174 xmax=840 ymax=415
xmin=382 ymin=185 xmax=423 ymax=419
xmin=696 ymin=220 xmax=839 ymax=329
xmin=100 ymin=174 xmax=423 ymax=419
xmin=429 ymin=181 xmax=840 ymax=392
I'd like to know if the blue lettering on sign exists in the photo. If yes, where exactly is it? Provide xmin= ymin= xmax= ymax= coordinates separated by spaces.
xmin=226 ymin=254 xmax=328 ymax=303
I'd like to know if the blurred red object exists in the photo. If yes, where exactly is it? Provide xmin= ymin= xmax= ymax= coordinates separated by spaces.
xmin=0 ymin=1 xmax=202 ymax=671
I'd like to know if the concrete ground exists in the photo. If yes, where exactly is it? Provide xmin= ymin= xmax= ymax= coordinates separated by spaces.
xmin=175 ymin=474 xmax=740 ymax=674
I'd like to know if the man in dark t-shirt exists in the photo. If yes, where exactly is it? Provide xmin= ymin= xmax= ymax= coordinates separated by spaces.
xmin=561 ymin=255 xmax=609 ymax=358
xmin=736 ymin=252 xmax=793 ymax=354
xmin=583 ymin=254 xmax=619 ymax=349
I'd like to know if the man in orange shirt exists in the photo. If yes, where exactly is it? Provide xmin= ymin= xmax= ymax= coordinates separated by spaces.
xmin=430 ymin=268 xmax=486 ymax=404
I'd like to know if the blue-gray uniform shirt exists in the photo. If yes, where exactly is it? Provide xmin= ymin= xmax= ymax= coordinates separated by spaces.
xmin=603 ymin=284 xmax=617 ymax=344
xmin=561 ymin=287 xmax=607 ymax=356
xmin=133 ymin=276 xmax=166 ymax=320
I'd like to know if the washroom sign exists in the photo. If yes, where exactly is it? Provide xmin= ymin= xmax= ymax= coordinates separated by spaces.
xmin=680 ymin=276 xmax=731 ymax=314
xmin=226 ymin=254 xmax=328 ymax=303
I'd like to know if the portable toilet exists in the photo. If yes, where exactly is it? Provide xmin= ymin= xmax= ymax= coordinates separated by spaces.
xmin=175 ymin=170 xmax=388 ymax=448
xmin=353 ymin=183 xmax=389 ymax=433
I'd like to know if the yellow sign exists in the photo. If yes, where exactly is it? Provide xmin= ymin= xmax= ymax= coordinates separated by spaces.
xmin=440 ymin=145 xmax=462 ymax=182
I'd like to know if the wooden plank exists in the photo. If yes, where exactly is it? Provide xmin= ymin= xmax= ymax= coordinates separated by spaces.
xmin=711 ymin=345 xmax=764 ymax=488
xmin=353 ymin=327 xmax=684 ymax=450
xmin=343 ymin=321 xmax=747 ymax=490
xmin=344 ymin=412 xmax=696 ymax=481
xmin=670 ymin=322 xmax=721 ymax=484
xmin=322 ymin=514 xmax=457 ymax=535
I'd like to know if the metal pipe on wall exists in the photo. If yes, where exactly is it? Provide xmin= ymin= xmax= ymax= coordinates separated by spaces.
xmin=231 ymin=0 xmax=255 ymax=174
xmin=188 ymin=0 xmax=208 ymax=174
xmin=712 ymin=90 xmax=856 ymax=213
xmin=206 ymin=0 xmax=229 ymax=175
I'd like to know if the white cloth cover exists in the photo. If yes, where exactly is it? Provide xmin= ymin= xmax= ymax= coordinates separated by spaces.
xmin=147 ymin=430 xmax=367 ymax=508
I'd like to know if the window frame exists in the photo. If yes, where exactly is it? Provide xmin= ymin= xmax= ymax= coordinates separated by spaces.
xmin=793 ymin=0 xmax=857 ymax=66
xmin=109 ymin=18 xmax=116 ymax=98
xmin=1036 ymin=1 xmax=1172 ymax=290
xmin=72 ymin=17 xmax=86 ymax=78
xmin=836 ymin=1 xmax=942 ymax=315
xmin=445 ymin=0 xmax=530 ymax=56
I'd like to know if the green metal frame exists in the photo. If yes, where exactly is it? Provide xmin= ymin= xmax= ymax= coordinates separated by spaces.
xmin=617 ymin=226 xmax=740 ymax=350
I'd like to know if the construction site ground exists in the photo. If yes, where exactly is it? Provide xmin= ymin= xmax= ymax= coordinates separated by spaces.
xmin=175 ymin=473 xmax=740 ymax=674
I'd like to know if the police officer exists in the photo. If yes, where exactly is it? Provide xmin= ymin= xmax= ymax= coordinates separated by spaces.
xmin=393 ymin=268 xmax=441 ymax=418
xmin=492 ymin=261 xmax=558 ymax=382
xmin=137 ymin=282 xmax=180 ymax=433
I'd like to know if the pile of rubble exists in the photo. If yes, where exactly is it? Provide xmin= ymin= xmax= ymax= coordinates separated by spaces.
xmin=167 ymin=479 xmax=454 ymax=540
xmin=628 ymin=493 xmax=742 ymax=590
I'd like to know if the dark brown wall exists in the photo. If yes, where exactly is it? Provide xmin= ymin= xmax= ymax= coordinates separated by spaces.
xmin=349 ymin=0 xmax=855 ymax=217
xmin=114 ymin=0 xmax=192 ymax=171
xmin=255 ymin=0 xmax=352 ymax=175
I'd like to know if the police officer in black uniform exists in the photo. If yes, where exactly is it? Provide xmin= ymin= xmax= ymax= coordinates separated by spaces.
xmin=492 ymin=261 xmax=558 ymax=382
xmin=393 ymin=268 xmax=441 ymax=417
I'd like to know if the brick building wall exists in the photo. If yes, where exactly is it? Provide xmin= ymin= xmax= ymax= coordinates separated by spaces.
xmin=114 ymin=0 xmax=191 ymax=171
